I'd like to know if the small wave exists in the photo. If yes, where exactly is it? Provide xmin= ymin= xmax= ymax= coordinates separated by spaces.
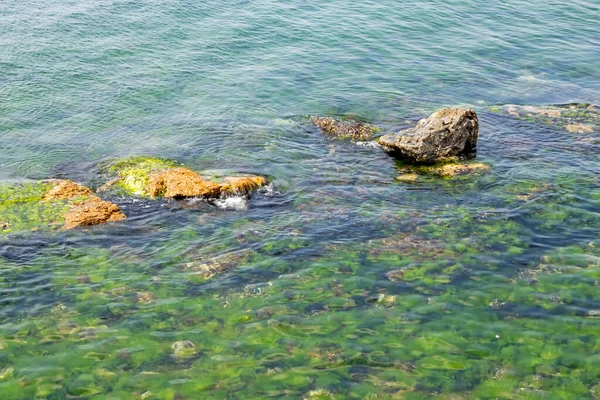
xmin=213 ymin=196 xmax=248 ymax=210
xmin=257 ymin=183 xmax=281 ymax=197
xmin=356 ymin=141 xmax=380 ymax=148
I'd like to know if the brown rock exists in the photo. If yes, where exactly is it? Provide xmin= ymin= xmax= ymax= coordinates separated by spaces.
xmin=44 ymin=180 xmax=94 ymax=201
xmin=311 ymin=116 xmax=378 ymax=140
xmin=63 ymin=197 xmax=126 ymax=230
xmin=43 ymin=180 xmax=126 ymax=230
xmin=147 ymin=167 xmax=222 ymax=198
xmin=378 ymin=108 xmax=479 ymax=163
xmin=220 ymin=176 xmax=268 ymax=196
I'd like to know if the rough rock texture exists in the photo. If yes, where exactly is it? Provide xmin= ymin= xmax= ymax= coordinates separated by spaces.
xmin=220 ymin=176 xmax=268 ymax=196
xmin=378 ymin=108 xmax=479 ymax=163
xmin=45 ymin=180 xmax=126 ymax=230
xmin=429 ymin=162 xmax=490 ymax=177
xmin=102 ymin=157 xmax=268 ymax=200
xmin=311 ymin=116 xmax=378 ymax=140
xmin=44 ymin=180 xmax=94 ymax=200
xmin=147 ymin=167 xmax=222 ymax=198
xmin=63 ymin=197 xmax=126 ymax=230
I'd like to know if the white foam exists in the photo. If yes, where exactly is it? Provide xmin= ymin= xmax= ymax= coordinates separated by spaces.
xmin=213 ymin=196 xmax=248 ymax=210
xmin=356 ymin=141 xmax=380 ymax=148
xmin=258 ymin=183 xmax=280 ymax=197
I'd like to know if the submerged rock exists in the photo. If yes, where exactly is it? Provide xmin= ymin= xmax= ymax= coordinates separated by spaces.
xmin=311 ymin=116 xmax=379 ymax=140
xmin=565 ymin=123 xmax=594 ymax=133
xmin=492 ymin=103 xmax=599 ymax=133
xmin=378 ymin=108 xmax=479 ymax=163
xmin=100 ymin=156 xmax=267 ymax=200
xmin=171 ymin=340 xmax=197 ymax=359
xmin=428 ymin=162 xmax=490 ymax=177
xmin=0 ymin=179 xmax=125 ymax=234
xmin=395 ymin=173 xmax=419 ymax=183
xmin=395 ymin=161 xmax=490 ymax=183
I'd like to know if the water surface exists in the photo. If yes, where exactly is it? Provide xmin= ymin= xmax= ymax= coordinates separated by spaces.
xmin=1 ymin=0 xmax=600 ymax=398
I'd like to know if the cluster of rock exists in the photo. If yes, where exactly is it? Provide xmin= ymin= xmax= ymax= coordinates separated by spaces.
xmin=310 ymin=103 xmax=597 ymax=182
xmin=491 ymin=103 xmax=597 ymax=134
xmin=1 ymin=157 xmax=268 ymax=234
xmin=311 ymin=107 xmax=487 ymax=180
xmin=45 ymin=180 xmax=126 ymax=230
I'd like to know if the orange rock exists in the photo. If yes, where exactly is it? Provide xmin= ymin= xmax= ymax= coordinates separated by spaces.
xmin=44 ymin=180 xmax=126 ymax=230
xmin=147 ymin=167 xmax=222 ymax=198
xmin=63 ymin=196 xmax=126 ymax=230
xmin=220 ymin=176 xmax=267 ymax=196
xmin=44 ymin=180 xmax=94 ymax=201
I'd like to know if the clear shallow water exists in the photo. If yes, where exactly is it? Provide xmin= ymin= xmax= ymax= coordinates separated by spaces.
xmin=1 ymin=1 xmax=600 ymax=399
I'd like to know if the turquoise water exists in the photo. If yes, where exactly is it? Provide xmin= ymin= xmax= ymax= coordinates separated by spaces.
xmin=1 ymin=1 xmax=600 ymax=399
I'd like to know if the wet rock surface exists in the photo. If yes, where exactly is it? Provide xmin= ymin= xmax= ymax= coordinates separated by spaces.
xmin=378 ymin=108 xmax=479 ymax=163
xmin=147 ymin=167 xmax=222 ymax=198
xmin=101 ymin=156 xmax=267 ymax=200
xmin=63 ymin=197 xmax=126 ymax=230
xmin=0 ymin=180 xmax=126 ymax=234
xmin=45 ymin=180 xmax=126 ymax=230
xmin=311 ymin=116 xmax=379 ymax=140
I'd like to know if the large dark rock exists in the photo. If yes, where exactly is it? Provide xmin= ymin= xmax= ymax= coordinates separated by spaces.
xmin=377 ymin=108 xmax=479 ymax=163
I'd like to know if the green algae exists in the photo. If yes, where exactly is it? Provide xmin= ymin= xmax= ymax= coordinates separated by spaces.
xmin=0 ymin=182 xmax=69 ymax=235
xmin=100 ymin=156 xmax=180 ymax=197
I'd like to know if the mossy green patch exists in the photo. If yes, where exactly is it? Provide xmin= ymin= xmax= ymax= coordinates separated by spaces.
xmin=0 ymin=182 xmax=69 ymax=235
xmin=100 ymin=156 xmax=180 ymax=196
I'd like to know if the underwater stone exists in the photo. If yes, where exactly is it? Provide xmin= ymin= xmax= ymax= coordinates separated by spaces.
xmin=311 ymin=116 xmax=378 ymax=140
xmin=428 ymin=162 xmax=490 ymax=177
xmin=565 ymin=123 xmax=594 ymax=133
xmin=171 ymin=340 xmax=197 ymax=359
xmin=396 ymin=173 xmax=419 ymax=183
xmin=386 ymin=269 xmax=405 ymax=281
xmin=378 ymin=108 xmax=479 ymax=163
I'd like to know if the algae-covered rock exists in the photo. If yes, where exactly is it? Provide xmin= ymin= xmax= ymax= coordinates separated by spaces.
xmin=396 ymin=173 xmax=419 ymax=183
xmin=491 ymin=103 xmax=599 ymax=133
xmin=311 ymin=116 xmax=379 ymax=140
xmin=99 ymin=156 xmax=180 ymax=196
xmin=171 ymin=340 xmax=197 ymax=359
xmin=428 ymin=162 xmax=490 ymax=177
xmin=0 ymin=180 xmax=125 ymax=234
xmin=396 ymin=161 xmax=490 ymax=182
xmin=100 ymin=156 xmax=267 ymax=200
xmin=378 ymin=108 xmax=479 ymax=163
